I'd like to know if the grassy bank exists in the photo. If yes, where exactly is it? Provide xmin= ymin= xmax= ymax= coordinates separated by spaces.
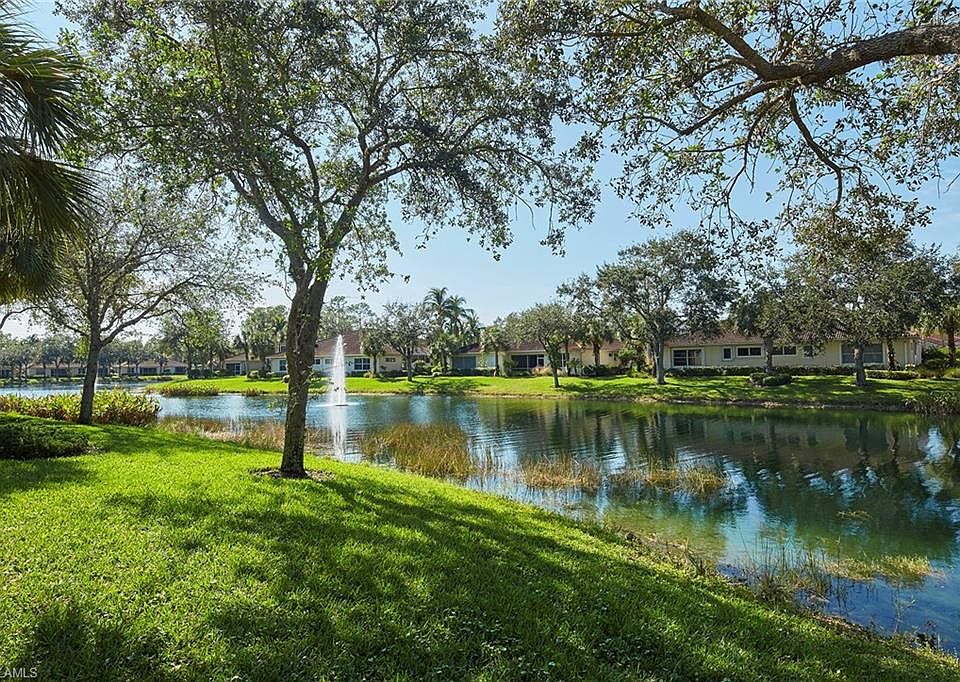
xmin=163 ymin=374 xmax=960 ymax=411
xmin=1 ymin=425 xmax=957 ymax=679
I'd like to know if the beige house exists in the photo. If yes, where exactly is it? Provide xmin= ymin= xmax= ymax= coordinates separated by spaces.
xmin=223 ymin=354 xmax=264 ymax=376
xmin=454 ymin=340 xmax=625 ymax=372
xmin=662 ymin=333 xmax=925 ymax=370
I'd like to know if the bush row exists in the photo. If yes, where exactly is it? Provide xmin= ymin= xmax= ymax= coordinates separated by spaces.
xmin=0 ymin=414 xmax=90 ymax=460
xmin=150 ymin=382 xmax=220 ymax=397
xmin=666 ymin=365 xmax=913 ymax=378
xmin=0 ymin=391 xmax=159 ymax=426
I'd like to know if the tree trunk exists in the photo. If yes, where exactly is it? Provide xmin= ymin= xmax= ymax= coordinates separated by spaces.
xmin=853 ymin=344 xmax=867 ymax=388
xmin=949 ymin=328 xmax=957 ymax=366
xmin=763 ymin=337 xmax=774 ymax=374
xmin=372 ymin=355 xmax=378 ymax=375
xmin=405 ymin=353 xmax=414 ymax=381
xmin=79 ymin=342 xmax=101 ymax=424
xmin=593 ymin=343 xmax=601 ymax=371
xmin=281 ymin=279 xmax=327 ymax=478
xmin=886 ymin=338 xmax=897 ymax=370
xmin=655 ymin=340 xmax=666 ymax=385
xmin=552 ymin=362 xmax=560 ymax=388
xmin=494 ymin=350 xmax=500 ymax=377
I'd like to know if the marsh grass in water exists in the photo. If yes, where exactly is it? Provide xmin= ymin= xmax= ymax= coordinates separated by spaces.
xmin=358 ymin=423 xmax=475 ymax=479
xmin=608 ymin=461 xmax=728 ymax=496
xmin=519 ymin=453 xmax=602 ymax=492
xmin=742 ymin=543 xmax=836 ymax=605
xmin=0 ymin=390 xmax=159 ymax=426
xmin=159 ymin=417 xmax=328 ymax=452
xmin=831 ymin=554 xmax=939 ymax=586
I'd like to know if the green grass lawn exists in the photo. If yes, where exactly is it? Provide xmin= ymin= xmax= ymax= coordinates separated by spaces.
xmin=168 ymin=373 xmax=960 ymax=410
xmin=1 ymin=425 xmax=958 ymax=680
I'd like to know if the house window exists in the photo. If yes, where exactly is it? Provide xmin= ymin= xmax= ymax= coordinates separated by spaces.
xmin=841 ymin=343 xmax=883 ymax=365
xmin=511 ymin=354 xmax=545 ymax=370
xmin=324 ymin=358 xmax=333 ymax=365
xmin=671 ymin=349 xmax=703 ymax=367
xmin=354 ymin=357 xmax=371 ymax=371
xmin=385 ymin=357 xmax=396 ymax=363
xmin=772 ymin=346 xmax=797 ymax=356
xmin=279 ymin=360 xmax=287 ymax=372
xmin=608 ymin=351 xmax=618 ymax=359
xmin=736 ymin=346 xmax=762 ymax=357
xmin=722 ymin=347 xmax=732 ymax=361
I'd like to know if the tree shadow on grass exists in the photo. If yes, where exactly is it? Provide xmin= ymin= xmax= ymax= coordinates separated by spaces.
xmin=9 ymin=601 xmax=174 ymax=682
xmin=0 ymin=458 xmax=92 ymax=500
xmin=36 ymin=461 xmax=952 ymax=681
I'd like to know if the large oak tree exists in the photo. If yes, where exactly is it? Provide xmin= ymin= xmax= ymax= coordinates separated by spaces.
xmin=503 ymin=1 xmax=960 ymax=245
xmin=64 ymin=0 xmax=594 ymax=477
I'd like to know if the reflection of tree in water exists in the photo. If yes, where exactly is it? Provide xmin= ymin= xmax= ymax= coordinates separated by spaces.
xmin=384 ymin=398 xmax=960 ymax=566
xmin=735 ymin=414 xmax=959 ymax=561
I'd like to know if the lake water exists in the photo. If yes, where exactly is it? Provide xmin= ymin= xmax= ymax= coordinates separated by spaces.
xmin=6 ymin=384 xmax=960 ymax=652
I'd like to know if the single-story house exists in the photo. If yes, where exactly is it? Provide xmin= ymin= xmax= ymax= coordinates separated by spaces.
xmin=223 ymin=354 xmax=264 ymax=376
xmin=662 ymin=333 xmax=926 ymax=369
xmin=267 ymin=330 xmax=428 ymax=376
xmin=452 ymin=340 xmax=625 ymax=371
xmin=25 ymin=359 xmax=188 ymax=378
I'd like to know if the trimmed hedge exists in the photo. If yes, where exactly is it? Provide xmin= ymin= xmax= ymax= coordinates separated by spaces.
xmin=865 ymin=369 xmax=920 ymax=380
xmin=0 ymin=414 xmax=89 ymax=459
xmin=667 ymin=365 xmax=891 ymax=378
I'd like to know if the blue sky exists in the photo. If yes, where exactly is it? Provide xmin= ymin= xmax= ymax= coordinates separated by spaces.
xmin=12 ymin=1 xmax=960 ymax=337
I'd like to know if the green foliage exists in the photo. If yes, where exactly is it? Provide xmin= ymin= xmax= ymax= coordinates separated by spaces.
xmin=508 ymin=302 xmax=575 ymax=387
xmin=906 ymin=392 xmax=960 ymax=415
xmin=593 ymin=231 xmax=735 ymax=382
xmin=500 ymin=2 xmax=960 ymax=250
xmin=0 ymin=390 xmax=159 ymax=425
xmin=865 ymin=369 xmax=920 ymax=381
xmin=0 ymin=8 xmax=96 ymax=301
xmin=756 ymin=374 xmax=793 ymax=387
xmin=0 ymin=414 xmax=89 ymax=459
xmin=150 ymin=382 xmax=219 ymax=397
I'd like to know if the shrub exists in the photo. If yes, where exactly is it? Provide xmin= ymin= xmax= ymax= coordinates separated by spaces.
xmin=0 ymin=391 xmax=159 ymax=426
xmin=0 ymin=415 xmax=90 ymax=459
xmin=761 ymin=374 xmax=792 ymax=387
xmin=412 ymin=360 xmax=430 ymax=375
xmin=150 ymin=382 xmax=219 ymax=397
xmin=749 ymin=372 xmax=766 ymax=386
xmin=865 ymin=369 xmax=920 ymax=380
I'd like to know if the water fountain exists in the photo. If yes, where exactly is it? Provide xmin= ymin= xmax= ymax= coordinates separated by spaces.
xmin=328 ymin=333 xmax=348 ymax=406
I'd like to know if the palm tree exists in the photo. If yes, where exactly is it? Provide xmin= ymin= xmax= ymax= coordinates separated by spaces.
xmin=0 ymin=8 xmax=95 ymax=300
xmin=423 ymin=287 xmax=476 ymax=372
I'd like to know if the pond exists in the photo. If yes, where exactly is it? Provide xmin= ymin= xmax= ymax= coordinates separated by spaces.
xmin=5 ymin=384 xmax=960 ymax=652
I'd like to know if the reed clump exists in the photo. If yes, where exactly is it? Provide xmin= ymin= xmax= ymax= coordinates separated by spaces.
xmin=609 ymin=462 xmax=727 ymax=496
xmin=159 ymin=417 xmax=327 ymax=452
xmin=831 ymin=554 xmax=937 ymax=586
xmin=358 ymin=423 xmax=473 ymax=479
xmin=519 ymin=453 xmax=602 ymax=492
